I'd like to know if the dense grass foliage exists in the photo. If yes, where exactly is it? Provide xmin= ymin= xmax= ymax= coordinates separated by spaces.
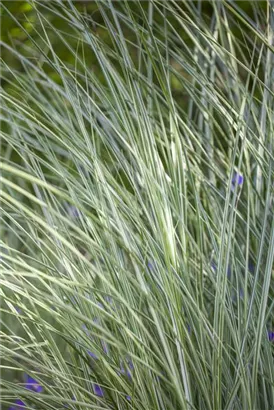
xmin=1 ymin=1 xmax=274 ymax=410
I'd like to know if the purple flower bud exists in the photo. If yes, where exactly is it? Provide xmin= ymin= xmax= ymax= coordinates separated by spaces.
xmin=248 ymin=262 xmax=255 ymax=273
xmin=231 ymin=173 xmax=244 ymax=191
xmin=148 ymin=262 xmax=154 ymax=271
xmin=211 ymin=261 xmax=231 ymax=278
xmin=118 ymin=369 xmax=130 ymax=379
xmin=127 ymin=358 xmax=134 ymax=370
xmin=25 ymin=375 xmax=43 ymax=393
xmin=101 ymin=340 xmax=108 ymax=354
xmin=120 ymin=359 xmax=133 ymax=380
xmin=82 ymin=324 xmax=91 ymax=337
xmin=93 ymin=383 xmax=104 ymax=397
xmin=88 ymin=351 xmax=98 ymax=359
xmin=67 ymin=205 xmax=81 ymax=219
xmin=104 ymin=295 xmax=112 ymax=303
xmin=211 ymin=261 xmax=217 ymax=271
xmin=9 ymin=399 xmax=25 ymax=410
xmin=268 ymin=331 xmax=274 ymax=342
xmin=126 ymin=395 xmax=131 ymax=401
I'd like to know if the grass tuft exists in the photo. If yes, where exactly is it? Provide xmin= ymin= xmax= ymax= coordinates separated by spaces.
xmin=1 ymin=1 xmax=273 ymax=410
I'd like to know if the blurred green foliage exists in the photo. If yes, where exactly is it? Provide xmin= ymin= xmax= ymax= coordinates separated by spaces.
xmin=1 ymin=1 xmax=266 ymax=91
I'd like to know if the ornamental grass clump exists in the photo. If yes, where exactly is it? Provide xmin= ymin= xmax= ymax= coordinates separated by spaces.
xmin=0 ymin=1 xmax=274 ymax=410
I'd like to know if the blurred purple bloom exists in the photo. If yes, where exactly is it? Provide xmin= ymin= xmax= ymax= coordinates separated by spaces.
xmin=104 ymin=295 xmax=112 ymax=303
xmin=268 ymin=331 xmax=274 ymax=342
xmin=82 ymin=324 xmax=91 ymax=337
xmin=9 ymin=399 xmax=25 ymax=410
xmin=248 ymin=262 xmax=255 ymax=273
xmin=9 ymin=375 xmax=42 ymax=410
xmin=88 ymin=351 xmax=98 ymax=359
xmin=93 ymin=383 xmax=104 ymax=397
xmin=232 ymin=288 xmax=244 ymax=302
xmin=120 ymin=358 xmax=134 ymax=380
xmin=211 ymin=261 xmax=231 ymax=278
xmin=127 ymin=358 xmax=134 ymax=370
xmin=25 ymin=375 xmax=43 ymax=393
xmin=69 ymin=296 xmax=78 ymax=305
xmin=120 ymin=365 xmax=132 ymax=380
xmin=231 ymin=173 xmax=244 ymax=191
xmin=126 ymin=395 xmax=131 ymax=401
xmin=101 ymin=340 xmax=109 ymax=354
xmin=148 ymin=262 xmax=154 ymax=271
xmin=67 ymin=205 xmax=81 ymax=219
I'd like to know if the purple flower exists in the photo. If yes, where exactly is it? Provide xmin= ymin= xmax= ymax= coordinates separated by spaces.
xmin=67 ymin=205 xmax=81 ymax=219
xmin=25 ymin=375 xmax=43 ymax=393
xmin=69 ymin=296 xmax=77 ymax=305
xmin=93 ymin=383 xmax=104 ymax=397
xmin=120 ymin=358 xmax=134 ymax=380
xmin=231 ymin=173 xmax=244 ymax=190
xmin=82 ymin=324 xmax=91 ymax=337
xmin=268 ymin=331 xmax=274 ymax=342
xmin=9 ymin=375 xmax=42 ymax=410
xmin=101 ymin=340 xmax=109 ymax=354
xmin=120 ymin=365 xmax=132 ymax=379
xmin=232 ymin=288 xmax=244 ymax=302
xmin=88 ymin=351 xmax=98 ymax=359
xmin=211 ymin=261 xmax=231 ymax=278
xmin=248 ymin=262 xmax=255 ymax=273
xmin=211 ymin=261 xmax=217 ymax=271
xmin=127 ymin=358 xmax=134 ymax=370
xmin=126 ymin=395 xmax=131 ymax=401
xmin=9 ymin=399 xmax=25 ymax=410
xmin=104 ymin=295 xmax=112 ymax=303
